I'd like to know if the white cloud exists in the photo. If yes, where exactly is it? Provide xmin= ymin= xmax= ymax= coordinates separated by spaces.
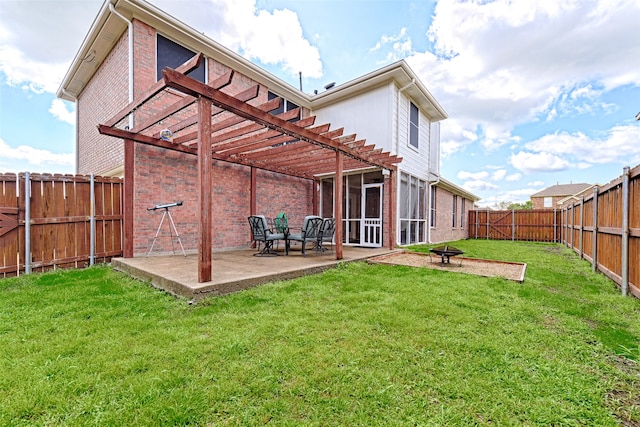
xmin=49 ymin=99 xmax=75 ymax=125
xmin=457 ymin=170 xmax=489 ymax=180
xmin=406 ymin=0 xmax=640 ymax=157
xmin=524 ymin=126 xmax=640 ymax=165
xmin=370 ymin=28 xmax=413 ymax=64
xmin=159 ymin=0 xmax=323 ymax=79
xmin=0 ymin=0 xmax=323 ymax=95
xmin=491 ymin=169 xmax=507 ymax=181
xmin=0 ymin=138 xmax=74 ymax=171
xmin=0 ymin=1 xmax=100 ymax=94
xmin=462 ymin=180 xmax=498 ymax=192
xmin=528 ymin=181 xmax=545 ymax=186
xmin=506 ymin=173 xmax=522 ymax=182
xmin=510 ymin=151 xmax=570 ymax=174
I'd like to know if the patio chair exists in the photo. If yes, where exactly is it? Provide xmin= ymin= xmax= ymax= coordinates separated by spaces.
xmin=248 ymin=215 xmax=285 ymax=256
xmin=287 ymin=215 xmax=322 ymax=257
xmin=317 ymin=217 xmax=336 ymax=253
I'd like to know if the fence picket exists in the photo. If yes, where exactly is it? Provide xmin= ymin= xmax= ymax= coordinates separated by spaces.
xmin=0 ymin=173 xmax=123 ymax=277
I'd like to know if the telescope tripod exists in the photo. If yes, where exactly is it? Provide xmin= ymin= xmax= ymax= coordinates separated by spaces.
xmin=147 ymin=207 xmax=186 ymax=257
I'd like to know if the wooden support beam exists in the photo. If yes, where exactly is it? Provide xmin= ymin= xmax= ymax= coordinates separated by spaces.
xmin=104 ymin=53 xmax=204 ymax=127
xmin=387 ymin=168 xmax=396 ymax=250
xmin=335 ymin=151 xmax=344 ymax=260
xmin=123 ymin=139 xmax=135 ymax=258
xmin=162 ymin=68 xmax=400 ymax=170
xmin=197 ymin=97 xmax=212 ymax=283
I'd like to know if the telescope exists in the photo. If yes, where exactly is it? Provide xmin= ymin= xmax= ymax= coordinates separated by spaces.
xmin=147 ymin=201 xmax=183 ymax=211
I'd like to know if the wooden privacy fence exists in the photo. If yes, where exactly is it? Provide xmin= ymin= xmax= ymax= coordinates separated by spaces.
xmin=562 ymin=165 xmax=639 ymax=298
xmin=468 ymin=209 xmax=561 ymax=242
xmin=0 ymin=173 xmax=123 ymax=277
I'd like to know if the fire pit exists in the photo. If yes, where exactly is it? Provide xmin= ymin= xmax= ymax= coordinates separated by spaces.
xmin=429 ymin=245 xmax=464 ymax=266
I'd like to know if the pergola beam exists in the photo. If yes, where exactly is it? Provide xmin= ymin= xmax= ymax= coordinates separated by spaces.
xmin=162 ymin=68 xmax=398 ymax=170
xmin=104 ymin=53 xmax=205 ymax=127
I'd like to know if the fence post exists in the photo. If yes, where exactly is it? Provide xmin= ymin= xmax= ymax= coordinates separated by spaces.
xmin=621 ymin=166 xmax=630 ymax=296
xmin=24 ymin=172 xmax=31 ymax=275
xmin=510 ymin=209 xmax=514 ymax=241
xmin=579 ymin=196 xmax=584 ymax=258
xmin=486 ymin=209 xmax=489 ymax=240
xmin=90 ymin=174 xmax=96 ymax=266
xmin=592 ymin=186 xmax=598 ymax=273
xmin=553 ymin=208 xmax=557 ymax=243
xmin=568 ymin=203 xmax=573 ymax=249
xmin=474 ymin=210 xmax=479 ymax=239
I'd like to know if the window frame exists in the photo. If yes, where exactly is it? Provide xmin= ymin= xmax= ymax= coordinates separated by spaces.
xmin=452 ymin=195 xmax=457 ymax=228
xmin=156 ymin=33 xmax=206 ymax=83
xmin=409 ymin=101 xmax=419 ymax=149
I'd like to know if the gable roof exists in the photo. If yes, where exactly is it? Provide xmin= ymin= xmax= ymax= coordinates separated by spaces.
xmin=530 ymin=183 xmax=592 ymax=198
xmin=57 ymin=0 xmax=447 ymax=122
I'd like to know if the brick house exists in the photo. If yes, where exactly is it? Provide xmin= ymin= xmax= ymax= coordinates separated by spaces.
xmin=530 ymin=183 xmax=593 ymax=210
xmin=429 ymin=178 xmax=479 ymax=243
xmin=57 ymin=0 xmax=478 ymax=272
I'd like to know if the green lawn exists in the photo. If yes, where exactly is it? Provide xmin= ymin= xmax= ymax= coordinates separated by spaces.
xmin=1 ymin=240 xmax=638 ymax=426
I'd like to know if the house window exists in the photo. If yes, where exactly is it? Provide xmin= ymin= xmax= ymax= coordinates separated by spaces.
xmin=460 ymin=198 xmax=465 ymax=228
xmin=400 ymin=172 xmax=427 ymax=245
xmin=430 ymin=186 xmax=436 ymax=227
xmin=452 ymin=195 xmax=457 ymax=228
xmin=543 ymin=197 xmax=552 ymax=208
xmin=268 ymin=91 xmax=300 ymax=121
xmin=409 ymin=102 xmax=419 ymax=149
xmin=156 ymin=34 xmax=205 ymax=83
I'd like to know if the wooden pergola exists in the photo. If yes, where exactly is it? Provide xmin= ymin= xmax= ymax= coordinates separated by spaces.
xmin=99 ymin=54 xmax=401 ymax=282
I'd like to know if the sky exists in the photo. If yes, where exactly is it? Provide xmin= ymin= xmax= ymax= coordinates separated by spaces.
xmin=1 ymin=0 xmax=639 ymax=207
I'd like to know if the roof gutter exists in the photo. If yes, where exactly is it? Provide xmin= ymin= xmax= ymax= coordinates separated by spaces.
xmin=109 ymin=2 xmax=134 ymax=129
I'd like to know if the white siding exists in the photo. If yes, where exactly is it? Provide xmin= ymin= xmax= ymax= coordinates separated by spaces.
xmin=312 ymin=84 xmax=394 ymax=152
xmin=396 ymin=92 xmax=432 ymax=181
xmin=429 ymin=121 xmax=440 ymax=176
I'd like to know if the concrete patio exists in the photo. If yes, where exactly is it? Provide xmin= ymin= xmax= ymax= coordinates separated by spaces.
xmin=112 ymin=245 xmax=396 ymax=300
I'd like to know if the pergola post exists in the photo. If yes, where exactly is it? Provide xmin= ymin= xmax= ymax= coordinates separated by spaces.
xmin=387 ymin=169 xmax=396 ymax=250
xmin=198 ymin=96 xmax=212 ymax=282
xmin=335 ymin=151 xmax=344 ymax=260
xmin=123 ymin=139 xmax=134 ymax=258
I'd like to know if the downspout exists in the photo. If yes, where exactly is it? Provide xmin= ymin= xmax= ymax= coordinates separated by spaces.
xmin=109 ymin=3 xmax=134 ymax=129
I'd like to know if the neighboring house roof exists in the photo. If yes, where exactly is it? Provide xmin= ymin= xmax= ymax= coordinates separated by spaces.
xmin=57 ymin=0 xmax=446 ymax=122
xmin=530 ymin=183 xmax=592 ymax=198
xmin=556 ymin=184 xmax=598 ymax=205
xmin=434 ymin=177 xmax=480 ymax=202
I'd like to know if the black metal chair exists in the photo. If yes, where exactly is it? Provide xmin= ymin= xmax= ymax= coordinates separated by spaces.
xmin=317 ymin=218 xmax=336 ymax=253
xmin=248 ymin=215 xmax=285 ymax=256
xmin=287 ymin=215 xmax=322 ymax=257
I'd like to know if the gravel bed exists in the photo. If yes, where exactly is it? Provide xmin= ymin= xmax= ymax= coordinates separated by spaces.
xmin=369 ymin=251 xmax=526 ymax=282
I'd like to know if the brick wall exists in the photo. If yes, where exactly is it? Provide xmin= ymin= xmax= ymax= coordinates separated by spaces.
xmin=76 ymin=30 xmax=128 ymax=175
xmin=532 ymin=195 xmax=563 ymax=209
xmin=429 ymin=186 xmax=474 ymax=243
xmin=133 ymin=144 xmax=313 ymax=256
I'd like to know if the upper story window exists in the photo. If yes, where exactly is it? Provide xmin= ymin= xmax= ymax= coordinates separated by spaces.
xmin=409 ymin=101 xmax=419 ymax=149
xmin=543 ymin=197 xmax=552 ymax=208
xmin=268 ymin=91 xmax=300 ymax=121
xmin=156 ymin=34 xmax=205 ymax=83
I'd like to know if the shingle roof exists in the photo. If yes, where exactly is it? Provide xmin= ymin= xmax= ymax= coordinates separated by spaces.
xmin=530 ymin=183 xmax=592 ymax=198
